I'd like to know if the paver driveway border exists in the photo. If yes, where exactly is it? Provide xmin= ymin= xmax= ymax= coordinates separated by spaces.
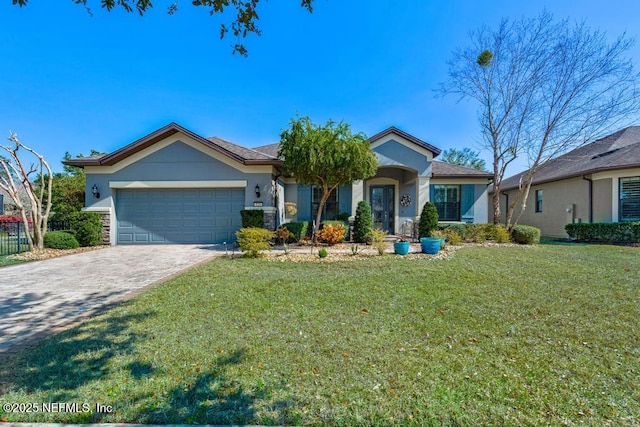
xmin=0 ymin=245 xmax=224 ymax=359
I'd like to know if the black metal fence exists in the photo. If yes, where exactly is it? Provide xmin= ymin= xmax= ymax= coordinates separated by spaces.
xmin=0 ymin=221 xmax=29 ymax=256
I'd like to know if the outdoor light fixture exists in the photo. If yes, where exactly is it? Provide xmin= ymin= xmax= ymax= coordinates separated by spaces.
xmin=255 ymin=184 xmax=261 ymax=198
xmin=92 ymin=184 xmax=100 ymax=199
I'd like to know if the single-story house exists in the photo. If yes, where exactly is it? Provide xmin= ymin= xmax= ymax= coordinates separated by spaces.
xmin=64 ymin=122 xmax=492 ymax=244
xmin=492 ymin=126 xmax=640 ymax=237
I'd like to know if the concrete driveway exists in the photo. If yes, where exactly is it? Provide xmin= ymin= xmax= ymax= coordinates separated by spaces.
xmin=0 ymin=245 xmax=223 ymax=358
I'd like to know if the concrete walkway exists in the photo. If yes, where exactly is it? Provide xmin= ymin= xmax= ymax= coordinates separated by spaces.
xmin=0 ymin=245 xmax=223 ymax=358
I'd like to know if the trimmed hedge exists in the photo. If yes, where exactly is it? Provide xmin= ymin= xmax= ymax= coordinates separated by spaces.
xmin=235 ymin=227 xmax=274 ymax=258
xmin=418 ymin=202 xmax=439 ymax=238
xmin=512 ymin=224 xmax=541 ymax=244
xmin=240 ymin=209 xmax=264 ymax=228
xmin=565 ymin=222 xmax=640 ymax=242
xmin=437 ymin=223 xmax=466 ymax=239
xmin=68 ymin=211 xmax=103 ymax=247
xmin=44 ymin=231 xmax=80 ymax=249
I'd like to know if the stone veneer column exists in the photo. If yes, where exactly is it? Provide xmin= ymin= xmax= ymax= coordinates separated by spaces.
xmin=263 ymin=209 xmax=277 ymax=231
xmin=99 ymin=212 xmax=111 ymax=245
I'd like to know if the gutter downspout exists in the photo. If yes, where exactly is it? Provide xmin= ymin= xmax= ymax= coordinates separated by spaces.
xmin=582 ymin=175 xmax=593 ymax=223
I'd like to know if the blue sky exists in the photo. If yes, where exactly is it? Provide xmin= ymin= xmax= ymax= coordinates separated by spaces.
xmin=2 ymin=0 xmax=640 ymax=174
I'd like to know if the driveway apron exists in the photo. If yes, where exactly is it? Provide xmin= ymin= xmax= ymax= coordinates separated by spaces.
xmin=0 ymin=245 xmax=222 ymax=358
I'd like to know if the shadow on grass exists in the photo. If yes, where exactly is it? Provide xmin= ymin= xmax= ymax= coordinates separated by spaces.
xmin=0 ymin=310 xmax=153 ymax=399
xmin=131 ymin=350 xmax=297 ymax=425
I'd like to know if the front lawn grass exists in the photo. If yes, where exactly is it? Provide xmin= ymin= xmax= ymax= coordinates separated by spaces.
xmin=0 ymin=255 xmax=23 ymax=267
xmin=0 ymin=245 xmax=638 ymax=425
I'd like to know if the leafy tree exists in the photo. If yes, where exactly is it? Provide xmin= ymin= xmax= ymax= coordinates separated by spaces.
xmin=441 ymin=11 xmax=640 ymax=228
xmin=439 ymin=147 xmax=487 ymax=171
xmin=278 ymin=116 xmax=378 ymax=240
xmin=12 ymin=0 xmax=314 ymax=56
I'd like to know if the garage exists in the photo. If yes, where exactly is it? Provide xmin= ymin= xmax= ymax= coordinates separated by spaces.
xmin=116 ymin=188 xmax=244 ymax=244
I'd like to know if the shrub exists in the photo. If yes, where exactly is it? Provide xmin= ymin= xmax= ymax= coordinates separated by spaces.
xmin=437 ymin=223 xmax=466 ymax=239
xmin=44 ymin=231 xmax=80 ymax=249
xmin=464 ymin=224 xmax=487 ymax=243
xmin=337 ymin=212 xmax=351 ymax=222
xmin=317 ymin=223 xmax=346 ymax=245
xmin=318 ymin=248 xmax=328 ymax=258
xmin=240 ymin=209 xmax=264 ymax=228
xmin=565 ymin=222 xmax=640 ymax=243
xmin=285 ymin=221 xmax=310 ymax=242
xmin=370 ymin=228 xmax=388 ymax=256
xmin=235 ymin=227 xmax=274 ymax=257
xmin=418 ymin=202 xmax=438 ymax=238
xmin=512 ymin=224 xmax=541 ymax=244
xmin=68 ymin=211 xmax=103 ymax=246
xmin=494 ymin=225 xmax=511 ymax=243
xmin=276 ymin=226 xmax=293 ymax=245
xmin=353 ymin=201 xmax=373 ymax=243
xmin=442 ymin=228 xmax=463 ymax=245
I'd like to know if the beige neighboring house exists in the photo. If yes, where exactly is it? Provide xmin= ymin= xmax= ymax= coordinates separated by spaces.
xmin=492 ymin=126 xmax=640 ymax=237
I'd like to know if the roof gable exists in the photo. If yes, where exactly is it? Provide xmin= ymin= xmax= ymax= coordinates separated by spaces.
xmin=368 ymin=126 xmax=442 ymax=156
xmin=63 ymin=122 xmax=280 ymax=168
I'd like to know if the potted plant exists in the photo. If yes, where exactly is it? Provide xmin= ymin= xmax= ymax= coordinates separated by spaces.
xmin=394 ymin=236 xmax=410 ymax=255
xmin=418 ymin=202 xmax=440 ymax=254
xmin=431 ymin=229 xmax=447 ymax=249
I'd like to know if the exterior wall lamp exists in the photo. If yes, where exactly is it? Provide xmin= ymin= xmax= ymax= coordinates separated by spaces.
xmin=255 ymin=184 xmax=261 ymax=199
xmin=92 ymin=184 xmax=100 ymax=199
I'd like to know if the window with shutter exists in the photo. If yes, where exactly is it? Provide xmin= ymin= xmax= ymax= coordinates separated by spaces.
xmin=619 ymin=177 xmax=640 ymax=221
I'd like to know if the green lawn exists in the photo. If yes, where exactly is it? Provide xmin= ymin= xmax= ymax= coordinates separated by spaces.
xmin=0 ymin=255 xmax=23 ymax=267
xmin=0 ymin=245 xmax=638 ymax=426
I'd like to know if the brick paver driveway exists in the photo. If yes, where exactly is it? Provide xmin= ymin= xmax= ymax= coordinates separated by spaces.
xmin=0 ymin=245 xmax=222 ymax=358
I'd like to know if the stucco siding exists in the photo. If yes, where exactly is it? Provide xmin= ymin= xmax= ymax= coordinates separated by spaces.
xmin=373 ymin=139 xmax=430 ymax=175
xmin=592 ymin=178 xmax=613 ymax=222
xmin=502 ymin=177 xmax=590 ymax=237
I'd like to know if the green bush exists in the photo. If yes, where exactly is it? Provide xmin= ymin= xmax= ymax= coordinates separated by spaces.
xmin=565 ymin=222 xmax=640 ymax=242
xmin=318 ymin=248 xmax=328 ymax=258
xmin=464 ymin=224 xmax=487 ymax=243
xmin=235 ymin=227 xmax=274 ymax=257
xmin=44 ymin=231 xmax=80 ymax=249
xmin=68 ymin=211 xmax=103 ymax=247
xmin=353 ymin=201 xmax=373 ymax=243
xmin=437 ymin=223 xmax=466 ymax=239
xmin=442 ymin=228 xmax=463 ymax=245
xmin=418 ymin=202 xmax=438 ymax=238
xmin=512 ymin=224 xmax=541 ymax=244
xmin=285 ymin=221 xmax=310 ymax=242
xmin=240 ymin=209 xmax=264 ymax=228
xmin=337 ymin=212 xmax=351 ymax=222
xmin=494 ymin=225 xmax=511 ymax=243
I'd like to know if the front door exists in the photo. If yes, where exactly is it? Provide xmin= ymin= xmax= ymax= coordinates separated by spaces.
xmin=370 ymin=185 xmax=394 ymax=233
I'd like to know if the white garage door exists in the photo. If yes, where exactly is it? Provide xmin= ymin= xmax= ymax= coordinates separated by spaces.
xmin=116 ymin=188 xmax=244 ymax=244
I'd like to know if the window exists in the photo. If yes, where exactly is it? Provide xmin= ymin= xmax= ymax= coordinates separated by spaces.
xmin=432 ymin=185 xmax=460 ymax=221
xmin=620 ymin=177 xmax=640 ymax=221
xmin=311 ymin=186 xmax=338 ymax=221
xmin=535 ymin=190 xmax=543 ymax=213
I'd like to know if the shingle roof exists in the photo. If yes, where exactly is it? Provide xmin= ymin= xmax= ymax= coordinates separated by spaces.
xmin=499 ymin=126 xmax=640 ymax=191
xmin=63 ymin=123 xmax=281 ymax=167
xmin=431 ymin=161 xmax=493 ymax=179
xmin=252 ymin=142 xmax=281 ymax=158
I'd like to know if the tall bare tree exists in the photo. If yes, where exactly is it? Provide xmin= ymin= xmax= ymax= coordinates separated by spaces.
xmin=0 ymin=133 xmax=53 ymax=250
xmin=441 ymin=11 xmax=640 ymax=228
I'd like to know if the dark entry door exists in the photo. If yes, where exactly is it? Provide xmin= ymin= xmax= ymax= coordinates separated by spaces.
xmin=370 ymin=185 xmax=394 ymax=233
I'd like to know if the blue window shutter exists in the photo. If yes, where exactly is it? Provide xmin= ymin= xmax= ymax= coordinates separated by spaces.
xmin=461 ymin=184 xmax=475 ymax=222
xmin=429 ymin=185 xmax=434 ymax=202
xmin=297 ymin=186 xmax=312 ymax=221
xmin=338 ymin=185 xmax=352 ymax=215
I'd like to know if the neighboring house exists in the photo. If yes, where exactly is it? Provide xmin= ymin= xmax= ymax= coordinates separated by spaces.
xmin=493 ymin=126 xmax=640 ymax=237
xmin=64 ymin=122 xmax=492 ymax=245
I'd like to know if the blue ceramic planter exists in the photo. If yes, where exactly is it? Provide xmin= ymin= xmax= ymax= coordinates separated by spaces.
xmin=420 ymin=237 xmax=440 ymax=254
xmin=394 ymin=241 xmax=410 ymax=255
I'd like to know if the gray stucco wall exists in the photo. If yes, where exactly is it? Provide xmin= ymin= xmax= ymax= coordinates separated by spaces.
xmin=84 ymin=141 xmax=273 ymax=209
xmin=373 ymin=139 xmax=430 ymax=175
